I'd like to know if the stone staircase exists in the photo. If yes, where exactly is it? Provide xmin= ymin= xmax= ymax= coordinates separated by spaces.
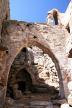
xmin=5 ymin=94 xmax=67 ymax=108
xmin=8 ymin=101 xmax=60 ymax=108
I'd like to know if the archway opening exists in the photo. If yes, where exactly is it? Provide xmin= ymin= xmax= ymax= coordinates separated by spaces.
xmin=18 ymin=81 xmax=26 ymax=93
xmin=53 ymin=11 xmax=58 ymax=25
xmin=6 ymin=67 xmax=33 ymax=99
xmin=16 ymin=68 xmax=33 ymax=93
xmin=6 ymin=45 xmax=60 ymax=101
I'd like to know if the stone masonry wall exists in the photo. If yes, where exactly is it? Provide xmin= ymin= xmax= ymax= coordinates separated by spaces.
xmin=0 ymin=0 xmax=72 ymax=107
xmin=0 ymin=0 xmax=10 ymax=40
xmin=0 ymin=0 xmax=10 ymax=107
xmin=1 ymin=20 xmax=69 ymax=99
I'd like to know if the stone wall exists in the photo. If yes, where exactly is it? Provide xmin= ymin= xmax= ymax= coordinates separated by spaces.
xmin=1 ymin=20 xmax=69 ymax=99
xmin=0 ymin=0 xmax=10 ymax=107
xmin=0 ymin=0 xmax=10 ymax=40
xmin=0 ymin=0 xmax=72 ymax=107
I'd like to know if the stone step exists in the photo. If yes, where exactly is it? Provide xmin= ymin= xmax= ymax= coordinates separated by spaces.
xmin=10 ymin=105 xmax=59 ymax=108
xmin=9 ymin=101 xmax=60 ymax=108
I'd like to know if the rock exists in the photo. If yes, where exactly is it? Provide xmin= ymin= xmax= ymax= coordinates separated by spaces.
xmin=6 ymin=97 xmax=15 ymax=106
xmin=30 ymin=101 xmax=53 ymax=106
xmin=68 ymin=94 xmax=72 ymax=106
xmin=53 ymin=105 xmax=60 ymax=108
xmin=68 ymin=81 xmax=72 ymax=93
xmin=14 ymin=90 xmax=23 ymax=99
xmin=61 ymin=104 xmax=69 ymax=108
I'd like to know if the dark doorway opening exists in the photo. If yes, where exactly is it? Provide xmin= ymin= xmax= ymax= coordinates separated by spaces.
xmin=18 ymin=81 xmax=26 ymax=93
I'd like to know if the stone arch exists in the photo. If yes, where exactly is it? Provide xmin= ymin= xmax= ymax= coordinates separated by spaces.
xmin=47 ymin=9 xmax=59 ymax=25
xmin=11 ymin=65 xmax=34 ymax=85
xmin=7 ymin=68 xmax=33 ymax=98
xmin=5 ymin=39 xmax=64 ymax=98
xmin=14 ymin=68 xmax=33 ymax=91
xmin=8 ymin=40 xmax=59 ymax=68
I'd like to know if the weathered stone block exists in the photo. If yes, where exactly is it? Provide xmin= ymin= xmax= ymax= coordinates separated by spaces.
xmin=68 ymin=94 xmax=72 ymax=106
xmin=61 ymin=104 xmax=69 ymax=108
xmin=68 ymin=81 xmax=72 ymax=93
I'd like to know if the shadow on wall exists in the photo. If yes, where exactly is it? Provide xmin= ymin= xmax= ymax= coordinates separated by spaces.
xmin=6 ymin=45 xmax=65 ymax=99
xmin=68 ymin=49 xmax=72 ymax=58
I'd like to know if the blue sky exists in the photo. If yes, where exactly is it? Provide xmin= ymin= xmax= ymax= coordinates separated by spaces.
xmin=10 ymin=0 xmax=71 ymax=23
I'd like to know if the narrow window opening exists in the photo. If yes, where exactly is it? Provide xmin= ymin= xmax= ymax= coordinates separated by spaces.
xmin=68 ymin=49 xmax=72 ymax=58
xmin=53 ymin=17 xmax=55 ymax=26
xmin=6 ymin=50 xmax=8 ymax=54
xmin=53 ymin=11 xmax=58 ymax=25
xmin=67 ymin=26 xmax=70 ymax=33
xmin=33 ymin=36 xmax=37 ymax=39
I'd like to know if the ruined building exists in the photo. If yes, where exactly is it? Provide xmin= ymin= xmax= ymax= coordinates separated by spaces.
xmin=0 ymin=0 xmax=72 ymax=108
